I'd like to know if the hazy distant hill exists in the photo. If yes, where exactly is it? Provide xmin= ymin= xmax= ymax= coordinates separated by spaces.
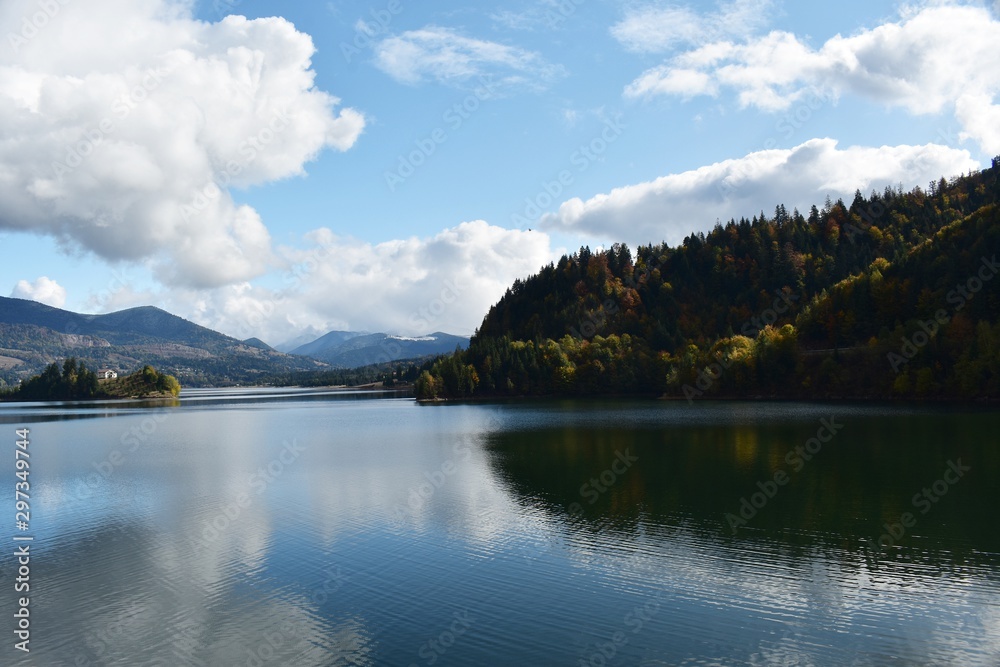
xmin=0 ymin=298 xmax=324 ymax=386
xmin=289 ymin=330 xmax=369 ymax=358
xmin=274 ymin=328 xmax=326 ymax=353
xmin=242 ymin=338 xmax=275 ymax=351
xmin=292 ymin=331 xmax=470 ymax=367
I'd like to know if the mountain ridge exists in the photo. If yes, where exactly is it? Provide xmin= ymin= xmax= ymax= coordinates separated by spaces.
xmin=292 ymin=330 xmax=470 ymax=367
xmin=0 ymin=298 xmax=323 ymax=386
xmin=0 ymin=297 xmax=473 ymax=386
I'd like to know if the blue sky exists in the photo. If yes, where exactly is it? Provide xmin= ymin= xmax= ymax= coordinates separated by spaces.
xmin=1 ymin=0 xmax=997 ymax=345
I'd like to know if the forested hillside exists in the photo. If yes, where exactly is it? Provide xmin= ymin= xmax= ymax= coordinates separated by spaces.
xmin=417 ymin=158 xmax=1000 ymax=400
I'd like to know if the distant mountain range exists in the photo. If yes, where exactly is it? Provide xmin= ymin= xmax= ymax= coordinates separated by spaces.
xmin=0 ymin=296 xmax=469 ymax=387
xmin=0 ymin=297 xmax=325 ymax=386
xmin=289 ymin=331 xmax=469 ymax=367
xmin=289 ymin=330 xmax=370 ymax=357
xmin=273 ymin=327 xmax=328 ymax=353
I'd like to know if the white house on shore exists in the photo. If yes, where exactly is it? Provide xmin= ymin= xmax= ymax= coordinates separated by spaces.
xmin=97 ymin=369 xmax=118 ymax=380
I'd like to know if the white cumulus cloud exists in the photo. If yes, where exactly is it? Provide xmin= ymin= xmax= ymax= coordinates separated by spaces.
xmin=0 ymin=0 xmax=365 ymax=289
xmin=540 ymin=138 xmax=979 ymax=247
xmin=956 ymin=92 xmax=1000 ymax=155
xmin=621 ymin=4 xmax=1000 ymax=153
xmin=143 ymin=221 xmax=554 ymax=344
xmin=11 ymin=276 xmax=66 ymax=308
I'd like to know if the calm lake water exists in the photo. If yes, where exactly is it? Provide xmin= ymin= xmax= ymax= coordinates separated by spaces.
xmin=2 ymin=390 xmax=998 ymax=666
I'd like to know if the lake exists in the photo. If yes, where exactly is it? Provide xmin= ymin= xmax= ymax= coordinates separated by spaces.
xmin=2 ymin=390 xmax=998 ymax=666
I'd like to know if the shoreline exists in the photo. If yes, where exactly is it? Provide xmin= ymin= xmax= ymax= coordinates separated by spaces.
xmin=417 ymin=393 xmax=997 ymax=407
xmin=0 ymin=391 xmax=179 ymax=404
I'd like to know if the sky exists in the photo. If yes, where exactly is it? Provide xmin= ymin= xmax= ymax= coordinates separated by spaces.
xmin=1 ymin=0 xmax=998 ymax=347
